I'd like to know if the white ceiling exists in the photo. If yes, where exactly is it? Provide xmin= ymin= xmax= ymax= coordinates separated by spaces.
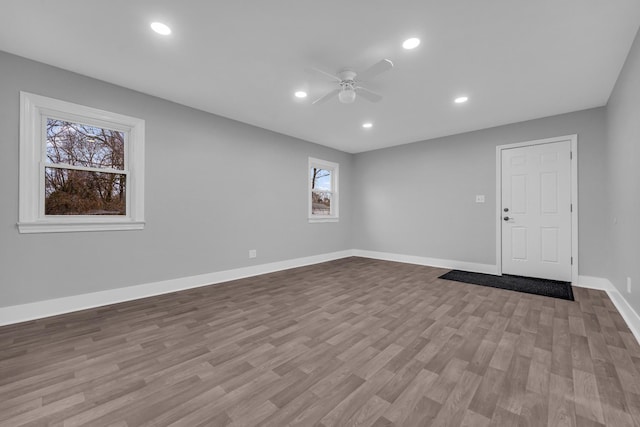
xmin=1 ymin=1 xmax=639 ymax=153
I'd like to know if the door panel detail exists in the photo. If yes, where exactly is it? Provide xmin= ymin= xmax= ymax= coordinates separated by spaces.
xmin=540 ymin=227 xmax=559 ymax=263
xmin=540 ymin=172 xmax=558 ymax=214
xmin=511 ymin=227 xmax=527 ymax=260
xmin=511 ymin=175 xmax=527 ymax=214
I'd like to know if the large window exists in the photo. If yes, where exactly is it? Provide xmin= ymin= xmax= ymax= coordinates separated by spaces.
xmin=309 ymin=157 xmax=339 ymax=222
xmin=19 ymin=92 xmax=145 ymax=233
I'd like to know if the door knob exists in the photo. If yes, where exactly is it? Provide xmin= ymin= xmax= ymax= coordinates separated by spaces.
xmin=504 ymin=208 xmax=509 ymax=212
xmin=503 ymin=216 xmax=510 ymax=221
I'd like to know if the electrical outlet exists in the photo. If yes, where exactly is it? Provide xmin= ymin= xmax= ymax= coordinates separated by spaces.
xmin=249 ymin=249 xmax=257 ymax=259
xmin=627 ymin=277 xmax=632 ymax=294
xmin=475 ymin=195 xmax=485 ymax=203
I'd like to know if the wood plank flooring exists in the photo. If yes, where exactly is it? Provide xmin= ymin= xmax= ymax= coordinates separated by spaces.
xmin=1 ymin=257 xmax=639 ymax=426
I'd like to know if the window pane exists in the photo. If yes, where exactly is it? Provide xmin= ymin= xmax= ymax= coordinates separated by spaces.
xmin=46 ymin=119 xmax=125 ymax=170
xmin=45 ymin=167 xmax=126 ymax=215
xmin=312 ymin=190 xmax=331 ymax=215
xmin=311 ymin=168 xmax=332 ymax=191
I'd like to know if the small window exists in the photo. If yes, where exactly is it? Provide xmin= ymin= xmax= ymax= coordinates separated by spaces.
xmin=309 ymin=157 xmax=339 ymax=222
xmin=19 ymin=92 xmax=145 ymax=233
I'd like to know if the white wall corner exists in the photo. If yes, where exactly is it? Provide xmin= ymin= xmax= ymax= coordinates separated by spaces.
xmin=0 ymin=250 xmax=356 ymax=326
xmin=576 ymin=275 xmax=640 ymax=345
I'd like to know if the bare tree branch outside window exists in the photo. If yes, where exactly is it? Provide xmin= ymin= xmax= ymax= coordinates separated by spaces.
xmin=311 ymin=167 xmax=332 ymax=215
xmin=45 ymin=119 xmax=126 ymax=215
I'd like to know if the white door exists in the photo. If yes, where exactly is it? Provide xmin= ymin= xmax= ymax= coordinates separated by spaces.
xmin=501 ymin=140 xmax=572 ymax=281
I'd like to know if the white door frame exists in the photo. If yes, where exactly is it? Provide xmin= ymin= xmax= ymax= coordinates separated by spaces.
xmin=495 ymin=134 xmax=578 ymax=283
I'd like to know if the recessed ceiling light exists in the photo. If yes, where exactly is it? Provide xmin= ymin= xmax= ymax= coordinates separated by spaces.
xmin=150 ymin=22 xmax=171 ymax=35
xmin=454 ymin=96 xmax=469 ymax=104
xmin=294 ymin=91 xmax=307 ymax=98
xmin=402 ymin=38 xmax=420 ymax=50
xmin=362 ymin=122 xmax=373 ymax=129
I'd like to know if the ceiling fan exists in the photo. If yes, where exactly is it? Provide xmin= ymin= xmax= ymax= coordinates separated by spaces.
xmin=307 ymin=59 xmax=394 ymax=105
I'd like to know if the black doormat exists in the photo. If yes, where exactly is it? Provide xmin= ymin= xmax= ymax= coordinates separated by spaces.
xmin=439 ymin=270 xmax=574 ymax=301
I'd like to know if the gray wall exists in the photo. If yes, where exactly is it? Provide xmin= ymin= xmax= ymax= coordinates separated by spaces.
xmin=1 ymin=46 xmax=634 ymax=313
xmin=353 ymin=108 xmax=609 ymax=276
xmin=0 ymin=52 xmax=353 ymax=307
xmin=606 ymin=26 xmax=640 ymax=311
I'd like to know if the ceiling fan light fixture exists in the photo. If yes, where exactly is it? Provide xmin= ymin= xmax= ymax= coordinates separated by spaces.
xmin=150 ymin=22 xmax=172 ymax=35
xmin=338 ymin=89 xmax=356 ymax=104
xmin=402 ymin=37 xmax=420 ymax=49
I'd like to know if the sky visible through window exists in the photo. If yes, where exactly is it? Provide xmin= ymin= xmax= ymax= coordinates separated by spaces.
xmin=312 ymin=168 xmax=331 ymax=190
xmin=46 ymin=119 xmax=124 ymax=169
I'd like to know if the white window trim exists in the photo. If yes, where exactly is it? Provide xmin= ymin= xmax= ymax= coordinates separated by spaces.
xmin=18 ymin=92 xmax=145 ymax=233
xmin=308 ymin=157 xmax=339 ymax=223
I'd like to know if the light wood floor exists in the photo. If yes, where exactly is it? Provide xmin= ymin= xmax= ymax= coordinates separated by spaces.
xmin=1 ymin=257 xmax=640 ymax=426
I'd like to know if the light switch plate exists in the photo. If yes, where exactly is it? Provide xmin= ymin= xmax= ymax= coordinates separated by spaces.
xmin=475 ymin=195 xmax=485 ymax=203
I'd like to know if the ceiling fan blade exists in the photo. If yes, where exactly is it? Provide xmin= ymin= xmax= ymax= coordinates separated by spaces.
xmin=305 ymin=67 xmax=341 ymax=82
xmin=356 ymin=86 xmax=383 ymax=103
xmin=312 ymin=88 xmax=340 ymax=105
xmin=357 ymin=59 xmax=394 ymax=82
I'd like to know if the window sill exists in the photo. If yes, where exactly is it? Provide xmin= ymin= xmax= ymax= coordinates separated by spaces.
xmin=308 ymin=217 xmax=339 ymax=223
xmin=17 ymin=220 xmax=145 ymax=234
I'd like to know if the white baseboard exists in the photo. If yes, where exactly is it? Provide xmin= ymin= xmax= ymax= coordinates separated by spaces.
xmin=4 ymin=248 xmax=638 ymax=347
xmin=575 ymin=275 xmax=612 ymax=291
xmin=0 ymin=249 xmax=498 ymax=326
xmin=352 ymin=249 xmax=499 ymax=275
xmin=577 ymin=276 xmax=640 ymax=344
xmin=0 ymin=250 xmax=354 ymax=326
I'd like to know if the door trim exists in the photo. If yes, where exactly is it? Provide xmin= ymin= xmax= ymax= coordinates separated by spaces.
xmin=495 ymin=135 xmax=578 ymax=283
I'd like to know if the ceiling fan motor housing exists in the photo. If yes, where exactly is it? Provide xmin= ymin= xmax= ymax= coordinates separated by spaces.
xmin=338 ymin=70 xmax=357 ymax=103
xmin=338 ymin=69 xmax=357 ymax=81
